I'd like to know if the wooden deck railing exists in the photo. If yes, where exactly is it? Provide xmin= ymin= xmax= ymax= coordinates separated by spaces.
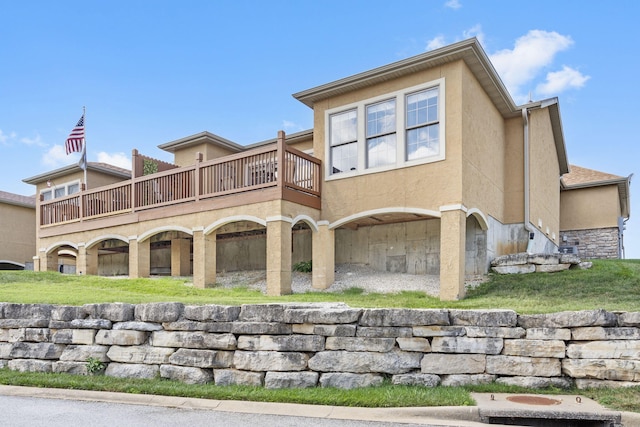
xmin=40 ymin=143 xmax=321 ymax=226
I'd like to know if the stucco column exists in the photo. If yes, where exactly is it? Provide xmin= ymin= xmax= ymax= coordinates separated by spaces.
xmin=266 ymin=217 xmax=292 ymax=296
xmin=171 ymin=238 xmax=191 ymax=277
xmin=77 ymin=244 xmax=98 ymax=276
xmin=193 ymin=228 xmax=216 ymax=288
xmin=40 ymin=248 xmax=58 ymax=272
xmin=32 ymin=256 xmax=40 ymax=272
xmin=312 ymin=221 xmax=334 ymax=290
xmin=439 ymin=206 xmax=467 ymax=301
xmin=129 ymin=237 xmax=150 ymax=278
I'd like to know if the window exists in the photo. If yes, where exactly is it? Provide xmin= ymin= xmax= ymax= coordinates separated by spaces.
xmin=326 ymin=78 xmax=444 ymax=179
xmin=406 ymin=88 xmax=439 ymax=161
xmin=68 ymin=183 xmax=80 ymax=195
xmin=329 ymin=109 xmax=358 ymax=174
xmin=40 ymin=180 xmax=81 ymax=201
xmin=366 ymin=99 xmax=396 ymax=168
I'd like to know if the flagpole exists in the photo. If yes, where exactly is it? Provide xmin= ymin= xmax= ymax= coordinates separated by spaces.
xmin=82 ymin=106 xmax=87 ymax=189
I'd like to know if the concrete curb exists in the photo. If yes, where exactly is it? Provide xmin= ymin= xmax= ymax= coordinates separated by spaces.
xmin=0 ymin=385 xmax=487 ymax=426
xmin=1 ymin=385 xmax=639 ymax=426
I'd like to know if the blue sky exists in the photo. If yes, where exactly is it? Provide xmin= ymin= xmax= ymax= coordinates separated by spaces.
xmin=1 ymin=0 xmax=639 ymax=257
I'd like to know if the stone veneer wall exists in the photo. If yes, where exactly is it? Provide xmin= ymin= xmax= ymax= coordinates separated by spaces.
xmin=561 ymin=227 xmax=620 ymax=259
xmin=1 ymin=302 xmax=639 ymax=390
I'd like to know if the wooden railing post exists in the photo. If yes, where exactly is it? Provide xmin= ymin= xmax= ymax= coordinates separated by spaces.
xmin=131 ymin=149 xmax=138 ymax=210
xmin=79 ymin=184 xmax=84 ymax=222
xmin=195 ymin=152 xmax=202 ymax=201
xmin=277 ymin=130 xmax=286 ymax=195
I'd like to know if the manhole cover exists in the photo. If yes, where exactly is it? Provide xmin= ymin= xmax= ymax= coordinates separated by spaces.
xmin=506 ymin=395 xmax=562 ymax=406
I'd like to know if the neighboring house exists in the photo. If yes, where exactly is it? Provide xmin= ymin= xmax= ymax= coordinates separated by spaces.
xmin=0 ymin=190 xmax=36 ymax=270
xmin=22 ymin=38 xmax=631 ymax=300
xmin=560 ymin=165 xmax=632 ymax=259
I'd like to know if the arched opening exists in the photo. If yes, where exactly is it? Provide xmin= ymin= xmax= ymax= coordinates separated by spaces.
xmin=332 ymin=209 xmax=441 ymax=276
xmin=292 ymin=220 xmax=313 ymax=270
xmin=44 ymin=243 xmax=78 ymax=274
xmin=465 ymin=214 xmax=489 ymax=275
xmin=94 ymin=238 xmax=130 ymax=276
xmin=0 ymin=260 xmax=25 ymax=270
xmin=214 ymin=220 xmax=267 ymax=274
xmin=147 ymin=230 xmax=193 ymax=276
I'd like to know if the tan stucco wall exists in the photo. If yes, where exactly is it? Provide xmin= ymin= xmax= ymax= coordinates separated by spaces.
xmin=0 ymin=203 xmax=36 ymax=265
xmin=503 ymin=117 xmax=525 ymax=224
xmin=173 ymin=143 xmax=237 ymax=167
xmin=460 ymin=64 xmax=506 ymax=222
xmin=312 ymin=61 xmax=466 ymax=223
xmin=287 ymin=136 xmax=314 ymax=153
xmin=528 ymin=108 xmax=560 ymax=244
xmin=560 ymin=185 xmax=621 ymax=230
xmin=34 ymin=170 xmax=128 ymax=196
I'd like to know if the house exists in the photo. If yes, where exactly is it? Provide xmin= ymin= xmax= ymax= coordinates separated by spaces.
xmin=22 ymin=38 xmax=631 ymax=300
xmin=0 ymin=190 xmax=36 ymax=270
xmin=560 ymin=165 xmax=632 ymax=258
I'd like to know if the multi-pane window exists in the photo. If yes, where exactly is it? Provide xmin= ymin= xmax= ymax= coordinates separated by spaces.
xmin=406 ymin=88 xmax=439 ymax=161
xmin=329 ymin=109 xmax=358 ymax=174
xmin=326 ymin=79 xmax=444 ymax=179
xmin=40 ymin=180 xmax=81 ymax=201
xmin=366 ymin=99 xmax=396 ymax=168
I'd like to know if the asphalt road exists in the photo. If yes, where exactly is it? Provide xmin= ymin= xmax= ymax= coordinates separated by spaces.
xmin=0 ymin=394 xmax=443 ymax=427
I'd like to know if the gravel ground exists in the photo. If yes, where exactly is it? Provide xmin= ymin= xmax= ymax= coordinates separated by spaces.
xmin=215 ymin=263 xmax=487 ymax=297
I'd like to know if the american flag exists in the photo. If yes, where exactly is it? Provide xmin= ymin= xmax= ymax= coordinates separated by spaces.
xmin=65 ymin=115 xmax=85 ymax=155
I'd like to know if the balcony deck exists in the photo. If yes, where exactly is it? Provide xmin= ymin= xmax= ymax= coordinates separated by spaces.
xmin=39 ymin=142 xmax=321 ymax=231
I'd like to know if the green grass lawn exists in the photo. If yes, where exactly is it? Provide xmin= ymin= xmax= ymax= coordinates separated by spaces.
xmin=0 ymin=259 xmax=639 ymax=412
xmin=1 ymin=259 xmax=639 ymax=313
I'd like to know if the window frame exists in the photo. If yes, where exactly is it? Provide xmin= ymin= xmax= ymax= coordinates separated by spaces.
xmin=325 ymin=78 xmax=445 ymax=181
xmin=40 ymin=179 xmax=82 ymax=201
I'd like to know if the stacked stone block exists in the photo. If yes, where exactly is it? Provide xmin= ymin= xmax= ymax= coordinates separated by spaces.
xmin=0 ymin=302 xmax=639 ymax=389
xmin=491 ymin=253 xmax=591 ymax=274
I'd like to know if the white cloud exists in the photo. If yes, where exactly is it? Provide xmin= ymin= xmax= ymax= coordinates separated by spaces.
xmin=426 ymin=25 xmax=484 ymax=51
xmin=282 ymin=120 xmax=304 ymax=133
xmin=463 ymin=24 xmax=485 ymax=46
xmin=424 ymin=28 xmax=588 ymax=104
xmin=0 ymin=129 xmax=16 ymax=146
xmin=97 ymin=151 xmax=131 ymax=170
xmin=20 ymin=134 xmax=46 ymax=147
xmin=42 ymin=145 xmax=75 ymax=168
xmin=426 ymin=35 xmax=447 ymax=51
xmin=489 ymin=30 xmax=574 ymax=101
xmin=444 ymin=0 xmax=462 ymax=9
xmin=536 ymin=65 xmax=590 ymax=96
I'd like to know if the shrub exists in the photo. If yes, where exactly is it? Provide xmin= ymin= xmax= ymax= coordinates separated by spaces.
xmin=293 ymin=260 xmax=312 ymax=273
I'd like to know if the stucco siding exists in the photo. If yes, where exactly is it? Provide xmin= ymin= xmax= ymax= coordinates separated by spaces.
xmin=560 ymin=185 xmax=620 ymax=231
xmin=174 ymin=143 xmax=236 ymax=167
xmin=502 ymin=117 xmax=525 ymax=224
xmin=0 ymin=202 xmax=36 ymax=265
xmin=528 ymin=108 xmax=560 ymax=244
xmin=313 ymin=61 xmax=465 ymax=223
xmin=460 ymin=63 xmax=506 ymax=222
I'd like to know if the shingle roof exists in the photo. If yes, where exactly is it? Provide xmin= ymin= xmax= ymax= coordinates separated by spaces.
xmin=562 ymin=164 xmax=632 ymax=219
xmin=562 ymin=165 xmax=624 ymax=187
xmin=0 ymin=190 xmax=36 ymax=208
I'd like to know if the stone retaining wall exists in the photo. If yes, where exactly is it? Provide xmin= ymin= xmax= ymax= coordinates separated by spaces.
xmin=1 ymin=302 xmax=639 ymax=389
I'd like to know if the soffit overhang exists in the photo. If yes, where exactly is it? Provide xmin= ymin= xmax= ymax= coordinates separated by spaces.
xmin=158 ymin=131 xmax=244 ymax=153
xmin=23 ymin=163 xmax=130 ymax=185
xmin=293 ymin=38 xmax=518 ymax=118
